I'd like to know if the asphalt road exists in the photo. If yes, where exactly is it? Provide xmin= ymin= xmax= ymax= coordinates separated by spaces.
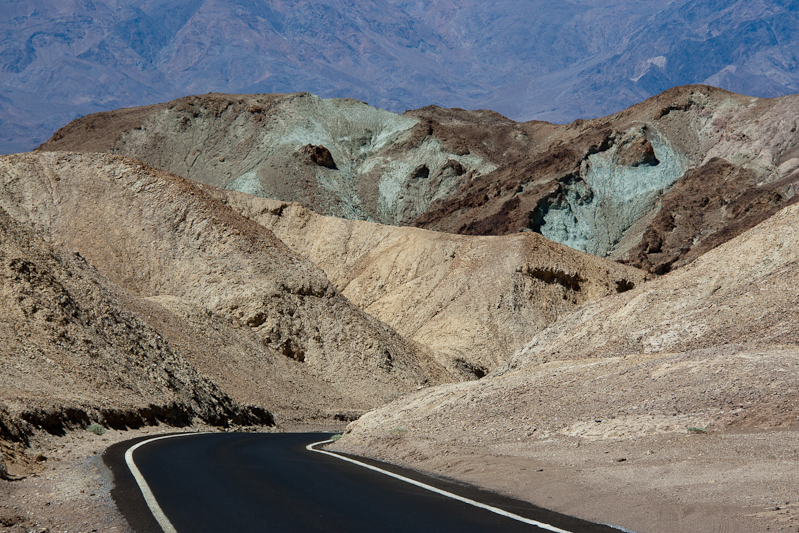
xmin=105 ymin=432 xmax=621 ymax=533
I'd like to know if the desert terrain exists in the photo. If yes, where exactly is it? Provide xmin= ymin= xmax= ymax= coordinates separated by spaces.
xmin=1 ymin=86 xmax=798 ymax=532
xmin=333 ymin=200 xmax=799 ymax=532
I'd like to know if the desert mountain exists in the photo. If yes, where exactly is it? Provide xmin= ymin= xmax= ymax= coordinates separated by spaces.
xmin=415 ymin=85 xmax=799 ymax=273
xmin=211 ymin=192 xmax=645 ymax=377
xmin=0 ymin=151 xmax=450 ymax=435
xmin=39 ymin=93 xmax=499 ymax=227
xmin=334 ymin=197 xmax=799 ymax=533
xmin=41 ymin=86 xmax=799 ymax=274
xmin=5 ymin=1 xmax=799 ymax=154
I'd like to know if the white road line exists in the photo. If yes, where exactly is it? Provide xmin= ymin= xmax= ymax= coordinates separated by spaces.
xmin=125 ymin=432 xmax=211 ymax=533
xmin=307 ymin=439 xmax=574 ymax=533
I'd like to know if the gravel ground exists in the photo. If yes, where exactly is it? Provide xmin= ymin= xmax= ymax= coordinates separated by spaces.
xmin=1 ymin=427 xmax=153 ymax=533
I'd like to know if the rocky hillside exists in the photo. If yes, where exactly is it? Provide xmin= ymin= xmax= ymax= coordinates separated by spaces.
xmin=212 ymin=193 xmax=645 ymax=377
xmin=415 ymin=85 xmax=799 ymax=272
xmin=0 ymin=151 xmax=450 ymax=435
xmin=39 ymin=93 xmax=499 ymax=227
xmin=0 ymin=202 xmax=272 ymax=444
xmin=0 ymin=149 xmax=650 ymax=424
xmin=41 ymin=86 xmax=799 ymax=274
xmin=333 ymin=199 xmax=799 ymax=533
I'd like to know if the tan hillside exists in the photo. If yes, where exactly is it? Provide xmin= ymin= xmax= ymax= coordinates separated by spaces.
xmin=213 ymin=192 xmax=646 ymax=377
xmin=0 ymin=152 xmax=449 ymax=428
xmin=333 ymin=201 xmax=799 ymax=533
xmin=503 ymin=198 xmax=799 ymax=369
xmin=0 ymin=204 xmax=272 ymax=442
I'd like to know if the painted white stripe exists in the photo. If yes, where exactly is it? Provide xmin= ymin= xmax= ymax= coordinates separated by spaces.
xmin=307 ymin=439 xmax=574 ymax=533
xmin=125 ymin=432 xmax=212 ymax=533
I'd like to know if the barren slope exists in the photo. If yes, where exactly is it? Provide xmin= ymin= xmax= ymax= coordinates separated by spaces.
xmin=213 ymin=192 xmax=646 ymax=377
xmin=333 ymin=201 xmax=799 ymax=532
xmin=414 ymin=86 xmax=799 ymax=271
xmin=39 ymin=93 xmax=498 ymax=227
xmin=0 ymin=152 xmax=449 ymax=423
xmin=0 ymin=204 xmax=272 ymax=464
xmin=40 ymin=86 xmax=799 ymax=273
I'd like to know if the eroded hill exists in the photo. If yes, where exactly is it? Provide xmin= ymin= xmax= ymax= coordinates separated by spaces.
xmin=0 ymin=152 xmax=450 ymax=439
xmin=39 ymin=93 xmax=499 ymax=227
xmin=0 ymin=150 xmax=651 ymax=438
xmin=0 ymin=201 xmax=276 ymax=484
xmin=210 ymin=193 xmax=645 ymax=377
xmin=40 ymin=86 xmax=799 ymax=274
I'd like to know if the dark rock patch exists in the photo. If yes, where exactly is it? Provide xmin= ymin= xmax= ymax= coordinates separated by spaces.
xmin=301 ymin=144 xmax=337 ymax=169
xmin=453 ymin=359 xmax=488 ymax=380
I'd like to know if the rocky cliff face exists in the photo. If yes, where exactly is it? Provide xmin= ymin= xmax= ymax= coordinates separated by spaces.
xmin=41 ymin=86 xmax=799 ymax=274
xmin=413 ymin=86 xmax=799 ymax=272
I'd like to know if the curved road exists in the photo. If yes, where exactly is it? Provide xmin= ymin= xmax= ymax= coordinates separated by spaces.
xmin=105 ymin=433 xmax=620 ymax=533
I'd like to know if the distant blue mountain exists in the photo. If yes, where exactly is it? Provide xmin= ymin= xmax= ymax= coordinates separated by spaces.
xmin=1 ymin=0 xmax=798 ymax=154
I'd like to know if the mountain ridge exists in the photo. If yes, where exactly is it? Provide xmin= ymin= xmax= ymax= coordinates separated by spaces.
xmin=39 ymin=86 xmax=799 ymax=276
xmin=5 ymin=0 xmax=799 ymax=153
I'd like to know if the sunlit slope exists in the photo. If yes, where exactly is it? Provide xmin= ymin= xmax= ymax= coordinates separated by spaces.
xmin=214 ymin=193 xmax=645 ymax=377
xmin=0 ymin=152 xmax=450 ymax=423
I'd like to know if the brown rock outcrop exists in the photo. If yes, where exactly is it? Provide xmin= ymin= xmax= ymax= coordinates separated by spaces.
xmin=301 ymin=144 xmax=337 ymax=169
xmin=38 ymin=93 xmax=498 ymax=227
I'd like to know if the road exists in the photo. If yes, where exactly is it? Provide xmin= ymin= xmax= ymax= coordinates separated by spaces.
xmin=105 ymin=432 xmax=621 ymax=533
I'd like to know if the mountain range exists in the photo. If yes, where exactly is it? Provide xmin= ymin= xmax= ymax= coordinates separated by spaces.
xmin=3 ymin=0 xmax=799 ymax=153
xmin=3 ymin=1 xmax=799 ymax=528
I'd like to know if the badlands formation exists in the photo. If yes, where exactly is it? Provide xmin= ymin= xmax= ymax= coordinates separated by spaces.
xmin=0 ymin=151 xmax=638 ymax=530
xmin=0 ymin=152 xmax=448 ymax=429
xmin=0 ymin=85 xmax=797 ymax=532
xmin=41 ymin=85 xmax=799 ymax=275
xmin=211 ymin=192 xmax=644 ymax=377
